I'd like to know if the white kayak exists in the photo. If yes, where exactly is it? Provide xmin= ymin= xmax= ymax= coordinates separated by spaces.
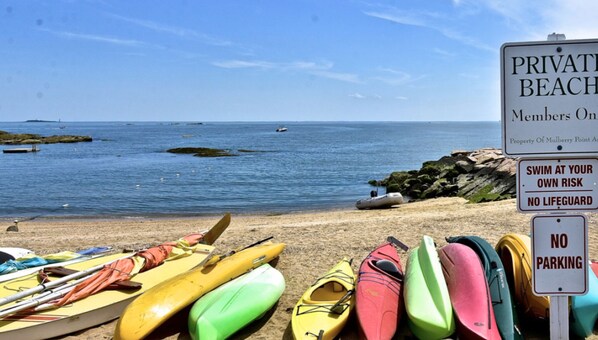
xmin=356 ymin=192 xmax=404 ymax=210
xmin=0 ymin=248 xmax=33 ymax=263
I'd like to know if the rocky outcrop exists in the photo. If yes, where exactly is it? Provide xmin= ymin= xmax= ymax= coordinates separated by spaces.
xmin=0 ymin=131 xmax=92 ymax=144
xmin=375 ymin=148 xmax=516 ymax=203
xmin=167 ymin=147 xmax=237 ymax=157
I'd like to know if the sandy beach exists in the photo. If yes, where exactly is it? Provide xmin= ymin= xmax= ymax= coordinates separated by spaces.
xmin=2 ymin=197 xmax=597 ymax=339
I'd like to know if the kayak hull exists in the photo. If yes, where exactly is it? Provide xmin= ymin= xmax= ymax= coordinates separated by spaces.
xmin=404 ymin=235 xmax=455 ymax=339
xmin=438 ymin=243 xmax=500 ymax=340
xmin=496 ymin=234 xmax=550 ymax=320
xmin=292 ymin=258 xmax=355 ymax=340
xmin=446 ymin=235 xmax=522 ymax=340
xmin=188 ymin=263 xmax=285 ymax=340
xmin=355 ymin=242 xmax=403 ymax=340
xmin=571 ymin=264 xmax=598 ymax=337
xmin=115 ymin=242 xmax=286 ymax=340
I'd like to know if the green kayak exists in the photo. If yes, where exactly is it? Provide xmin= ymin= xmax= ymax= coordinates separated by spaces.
xmin=188 ymin=263 xmax=285 ymax=340
xmin=446 ymin=235 xmax=523 ymax=340
xmin=404 ymin=235 xmax=455 ymax=339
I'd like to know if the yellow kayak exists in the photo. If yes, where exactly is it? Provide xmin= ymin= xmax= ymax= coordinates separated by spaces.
xmin=496 ymin=233 xmax=550 ymax=320
xmin=0 ymin=247 xmax=214 ymax=339
xmin=291 ymin=258 xmax=355 ymax=340
xmin=114 ymin=241 xmax=286 ymax=340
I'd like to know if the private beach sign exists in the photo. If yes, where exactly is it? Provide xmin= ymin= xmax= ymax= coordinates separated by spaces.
xmin=501 ymin=39 xmax=598 ymax=157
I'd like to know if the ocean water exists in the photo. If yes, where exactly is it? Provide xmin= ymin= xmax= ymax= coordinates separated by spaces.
xmin=0 ymin=121 xmax=500 ymax=218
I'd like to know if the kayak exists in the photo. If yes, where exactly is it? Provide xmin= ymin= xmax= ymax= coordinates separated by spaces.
xmin=571 ymin=263 xmax=598 ymax=338
xmin=115 ymin=241 xmax=286 ymax=340
xmin=292 ymin=258 xmax=355 ymax=340
xmin=355 ymin=242 xmax=403 ymax=340
xmin=188 ymin=263 xmax=285 ymax=340
xmin=0 ymin=247 xmax=33 ymax=263
xmin=446 ymin=235 xmax=522 ymax=340
xmin=355 ymin=192 xmax=404 ymax=210
xmin=0 ymin=247 xmax=112 ymax=283
xmin=592 ymin=260 xmax=598 ymax=277
xmin=495 ymin=234 xmax=550 ymax=320
xmin=403 ymin=235 xmax=455 ymax=339
xmin=438 ymin=243 xmax=500 ymax=340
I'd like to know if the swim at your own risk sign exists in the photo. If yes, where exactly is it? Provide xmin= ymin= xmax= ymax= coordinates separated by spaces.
xmin=501 ymin=39 xmax=598 ymax=157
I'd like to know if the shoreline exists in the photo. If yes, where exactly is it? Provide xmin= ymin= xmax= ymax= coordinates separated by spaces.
xmin=2 ymin=197 xmax=596 ymax=339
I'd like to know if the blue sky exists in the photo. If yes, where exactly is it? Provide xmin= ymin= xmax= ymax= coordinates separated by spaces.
xmin=1 ymin=0 xmax=598 ymax=122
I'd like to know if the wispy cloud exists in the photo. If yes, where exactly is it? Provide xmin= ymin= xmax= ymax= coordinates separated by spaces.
xmin=373 ymin=68 xmax=425 ymax=86
xmin=108 ymin=13 xmax=232 ymax=47
xmin=433 ymin=48 xmax=457 ymax=58
xmin=40 ymin=28 xmax=147 ymax=47
xmin=349 ymin=93 xmax=366 ymax=99
xmin=364 ymin=8 xmax=494 ymax=52
xmin=349 ymin=93 xmax=383 ymax=99
xmin=311 ymin=70 xmax=361 ymax=83
xmin=212 ymin=59 xmax=361 ymax=83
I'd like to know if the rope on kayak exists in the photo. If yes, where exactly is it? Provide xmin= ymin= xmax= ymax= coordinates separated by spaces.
xmin=295 ymin=299 xmax=352 ymax=316
xmin=310 ymin=269 xmax=354 ymax=287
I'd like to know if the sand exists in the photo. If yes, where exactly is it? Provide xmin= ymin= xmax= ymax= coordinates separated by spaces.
xmin=1 ymin=197 xmax=597 ymax=339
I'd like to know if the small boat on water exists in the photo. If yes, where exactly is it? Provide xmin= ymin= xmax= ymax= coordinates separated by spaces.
xmin=356 ymin=192 xmax=404 ymax=210
xmin=276 ymin=126 xmax=287 ymax=132
xmin=2 ymin=145 xmax=40 ymax=153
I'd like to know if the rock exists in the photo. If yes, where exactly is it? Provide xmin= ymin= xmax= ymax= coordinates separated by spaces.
xmin=0 ymin=130 xmax=92 ymax=145
xmin=166 ymin=147 xmax=237 ymax=157
xmin=376 ymin=148 xmax=516 ymax=203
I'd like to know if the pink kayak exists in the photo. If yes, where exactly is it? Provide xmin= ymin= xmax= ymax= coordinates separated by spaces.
xmin=592 ymin=260 xmax=598 ymax=277
xmin=355 ymin=242 xmax=404 ymax=340
xmin=438 ymin=243 xmax=500 ymax=340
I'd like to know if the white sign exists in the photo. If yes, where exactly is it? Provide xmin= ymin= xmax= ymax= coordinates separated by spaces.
xmin=517 ymin=158 xmax=598 ymax=212
xmin=531 ymin=214 xmax=588 ymax=296
xmin=501 ymin=39 xmax=598 ymax=157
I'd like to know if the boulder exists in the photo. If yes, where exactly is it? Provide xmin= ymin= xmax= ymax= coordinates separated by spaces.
xmin=377 ymin=148 xmax=516 ymax=203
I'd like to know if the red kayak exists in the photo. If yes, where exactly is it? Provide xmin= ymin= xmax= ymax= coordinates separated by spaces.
xmin=356 ymin=242 xmax=404 ymax=340
xmin=592 ymin=260 xmax=598 ymax=277
xmin=438 ymin=243 xmax=500 ymax=340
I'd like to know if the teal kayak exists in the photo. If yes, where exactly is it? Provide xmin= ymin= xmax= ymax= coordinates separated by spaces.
xmin=404 ymin=235 xmax=455 ymax=339
xmin=446 ymin=235 xmax=523 ymax=340
xmin=188 ymin=263 xmax=285 ymax=340
xmin=571 ymin=264 xmax=598 ymax=338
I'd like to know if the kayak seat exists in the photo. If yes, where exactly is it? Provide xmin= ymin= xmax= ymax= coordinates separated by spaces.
xmin=375 ymin=259 xmax=404 ymax=281
xmin=310 ymin=282 xmax=348 ymax=301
